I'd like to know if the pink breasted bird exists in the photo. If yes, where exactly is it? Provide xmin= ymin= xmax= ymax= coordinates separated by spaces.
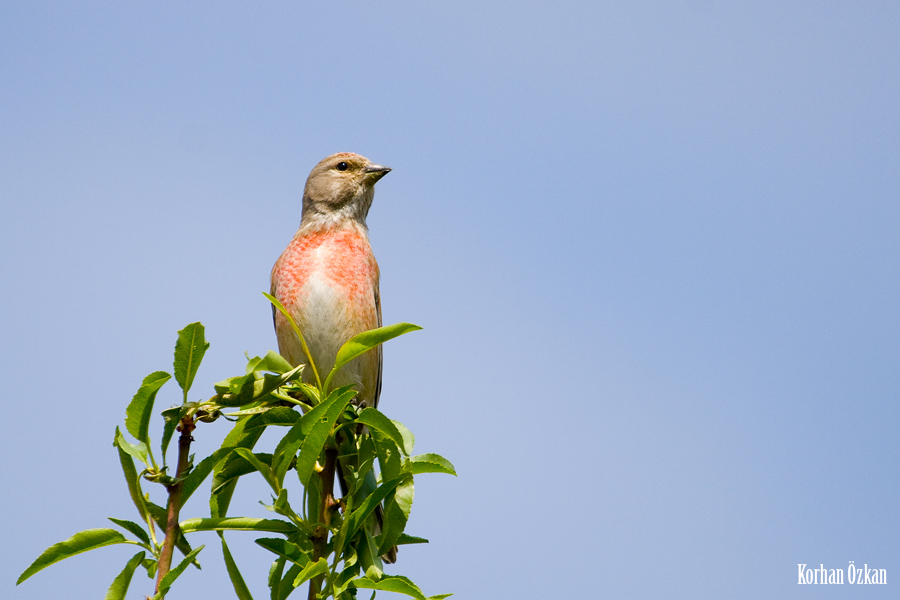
xmin=270 ymin=152 xmax=396 ymax=562
xmin=271 ymin=152 xmax=388 ymax=406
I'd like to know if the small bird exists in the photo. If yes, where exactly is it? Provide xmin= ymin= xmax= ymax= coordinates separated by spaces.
xmin=270 ymin=152 xmax=396 ymax=561
xmin=271 ymin=152 xmax=388 ymax=407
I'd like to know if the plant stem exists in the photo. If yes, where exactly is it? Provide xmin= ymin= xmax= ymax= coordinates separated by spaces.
xmin=155 ymin=416 xmax=196 ymax=594
xmin=308 ymin=445 xmax=337 ymax=600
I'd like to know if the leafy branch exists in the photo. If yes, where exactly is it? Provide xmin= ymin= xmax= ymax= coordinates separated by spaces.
xmin=17 ymin=314 xmax=454 ymax=600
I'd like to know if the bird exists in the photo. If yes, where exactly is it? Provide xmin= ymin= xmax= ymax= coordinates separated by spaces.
xmin=270 ymin=151 xmax=397 ymax=563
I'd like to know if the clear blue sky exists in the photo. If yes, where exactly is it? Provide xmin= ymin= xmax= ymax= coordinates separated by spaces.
xmin=2 ymin=2 xmax=898 ymax=598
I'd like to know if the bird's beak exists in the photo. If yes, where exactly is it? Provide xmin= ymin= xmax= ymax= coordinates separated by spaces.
xmin=364 ymin=164 xmax=391 ymax=182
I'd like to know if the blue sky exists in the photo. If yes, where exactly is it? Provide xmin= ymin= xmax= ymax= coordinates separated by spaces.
xmin=2 ymin=2 xmax=898 ymax=598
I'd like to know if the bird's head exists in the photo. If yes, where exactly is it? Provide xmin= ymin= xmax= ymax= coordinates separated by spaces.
xmin=301 ymin=152 xmax=391 ymax=227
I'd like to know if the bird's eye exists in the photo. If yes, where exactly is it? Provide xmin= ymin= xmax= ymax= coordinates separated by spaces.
xmin=336 ymin=162 xmax=349 ymax=171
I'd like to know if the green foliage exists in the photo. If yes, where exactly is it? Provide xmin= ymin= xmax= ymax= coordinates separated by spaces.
xmin=17 ymin=316 xmax=454 ymax=599
xmin=104 ymin=551 xmax=146 ymax=600
xmin=173 ymin=322 xmax=209 ymax=400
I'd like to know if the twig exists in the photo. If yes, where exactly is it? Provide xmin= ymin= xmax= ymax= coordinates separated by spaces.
xmin=308 ymin=446 xmax=338 ymax=600
xmin=155 ymin=416 xmax=196 ymax=594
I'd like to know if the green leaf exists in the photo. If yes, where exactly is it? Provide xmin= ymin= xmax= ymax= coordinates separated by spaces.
xmin=180 ymin=517 xmax=295 ymax=535
xmin=211 ymin=418 xmax=264 ymax=518
xmin=245 ymin=406 xmax=300 ymax=430
xmin=104 ymin=551 xmax=146 ymax=600
xmin=114 ymin=426 xmax=149 ymax=467
xmin=351 ymin=575 xmax=427 ymax=600
xmin=252 ymin=350 xmax=294 ymax=374
xmin=276 ymin=563 xmax=304 ymax=600
xmin=142 ymin=502 xmax=198 ymax=568
xmin=341 ymin=476 xmax=405 ymax=550
xmin=160 ymin=405 xmax=189 ymax=462
xmin=356 ymin=408 xmax=409 ymax=456
xmin=221 ymin=535 xmax=254 ymax=600
xmin=272 ymin=387 xmax=355 ymax=487
xmin=17 ymin=529 xmax=131 ymax=584
xmin=264 ymin=292 xmax=322 ymax=389
xmin=391 ymin=420 xmax=416 ymax=456
xmin=173 ymin=322 xmax=209 ymax=397
xmin=325 ymin=323 xmax=421 ymax=391
xmin=397 ymin=533 xmax=429 ymax=545
xmin=293 ymin=387 xmax=356 ymax=486
xmin=157 ymin=544 xmax=204 ymax=596
xmin=252 ymin=366 xmax=304 ymax=401
xmin=179 ymin=446 xmax=236 ymax=508
xmin=292 ymin=558 xmax=328 ymax=588
xmin=371 ymin=431 xmax=402 ymax=482
xmin=125 ymin=371 xmax=171 ymax=445
xmin=379 ymin=475 xmax=414 ymax=555
xmin=255 ymin=538 xmax=310 ymax=566
xmin=214 ymin=373 xmax=251 ymax=396
xmin=212 ymin=452 xmax=274 ymax=496
xmin=214 ymin=365 xmax=303 ymax=408
xmin=108 ymin=518 xmax=151 ymax=547
xmin=356 ymin=528 xmax=384 ymax=582
xmin=235 ymin=448 xmax=279 ymax=491
xmin=408 ymin=453 xmax=457 ymax=476
xmin=268 ymin=556 xmax=286 ymax=600
xmin=115 ymin=431 xmax=150 ymax=523
xmin=333 ymin=559 xmax=363 ymax=598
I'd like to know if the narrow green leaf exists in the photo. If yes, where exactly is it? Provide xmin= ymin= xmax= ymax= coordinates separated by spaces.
xmin=408 ymin=453 xmax=456 ymax=476
xmin=17 ymin=529 xmax=130 ymax=584
xmin=277 ymin=563 xmax=304 ymax=600
xmin=125 ymin=371 xmax=171 ymax=445
xmin=356 ymin=408 xmax=409 ymax=456
xmin=212 ymin=452 xmax=274 ymax=495
xmin=350 ymin=575 xmax=427 ymax=600
xmin=104 ymin=551 xmax=146 ymax=600
xmin=326 ymin=323 xmax=421 ymax=391
xmin=180 ymin=517 xmax=295 ymax=534
xmin=245 ymin=406 xmax=300 ymax=430
xmin=255 ymin=538 xmax=310 ymax=566
xmin=211 ymin=418 xmax=264 ymax=518
xmin=272 ymin=387 xmax=355 ymax=487
xmin=114 ymin=427 xmax=149 ymax=467
xmin=379 ymin=475 xmax=414 ymax=555
xmin=427 ymin=595 xmax=454 ymax=599
xmin=173 ymin=322 xmax=209 ymax=396
xmin=333 ymin=560 xmax=362 ymax=598
xmin=397 ymin=533 xmax=429 ymax=545
xmin=108 ymin=518 xmax=151 ymax=546
xmin=160 ymin=405 xmax=188 ymax=462
xmin=221 ymin=535 xmax=254 ymax=600
xmin=268 ymin=556 xmax=286 ymax=600
xmin=179 ymin=446 xmax=235 ymax=508
xmin=252 ymin=365 xmax=304 ymax=402
xmin=356 ymin=527 xmax=383 ymax=581
xmin=264 ymin=292 xmax=322 ymax=389
xmin=157 ymin=544 xmax=204 ymax=595
xmin=115 ymin=430 xmax=150 ymax=523
xmin=293 ymin=387 xmax=356 ymax=486
xmin=235 ymin=447 xmax=279 ymax=490
xmin=342 ymin=476 xmax=405 ymax=547
xmin=292 ymin=558 xmax=328 ymax=588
